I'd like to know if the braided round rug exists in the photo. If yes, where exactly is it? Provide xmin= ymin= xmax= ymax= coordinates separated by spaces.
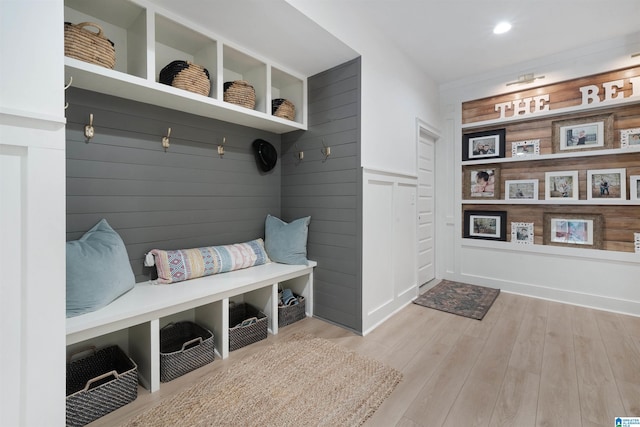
xmin=122 ymin=333 xmax=402 ymax=426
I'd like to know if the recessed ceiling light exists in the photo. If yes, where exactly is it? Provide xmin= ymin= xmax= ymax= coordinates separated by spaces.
xmin=493 ymin=22 xmax=512 ymax=34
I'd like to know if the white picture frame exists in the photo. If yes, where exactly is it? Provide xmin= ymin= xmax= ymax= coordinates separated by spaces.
xmin=559 ymin=120 xmax=604 ymax=151
xmin=505 ymin=179 xmax=538 ymax=201
xmin=620 ymin=128 xmax=640 ymax=148
xmin=586 ymin=168 xmax=626 ymax=201
xmin=511 ymin=139 xmax=540 ymax=157
xmin=511 ymin=222 xmax=533 ymax=244
xmin=630 ymin=175 xmax=640 ymax=201
xmin=545 ymin=170 xmax=579 ymax=200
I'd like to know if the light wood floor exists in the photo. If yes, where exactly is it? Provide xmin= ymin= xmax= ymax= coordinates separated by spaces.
xmin=90 ymin=291 xmax=640 ymax=426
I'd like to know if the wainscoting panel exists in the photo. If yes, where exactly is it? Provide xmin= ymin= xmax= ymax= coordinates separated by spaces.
xmin=362 ymin=168 xmax=418 ymax=334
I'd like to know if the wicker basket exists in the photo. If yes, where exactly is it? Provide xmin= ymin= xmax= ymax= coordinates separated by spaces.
xmin=223 ymin=80 xmax=256 ymax=109
xmin=228 ymin=302 xmax=268 ymax=351
xmin=272 ymin=98 xmax=296 ymax=121
xmin=278 ymin=294 xmax=306 ymax=328
xmin=160 ymin=321 xmax=215 ymax=382
xmin=66 ymin=346 xmax=138 ymax=427
xmin=64 ymin=22 xmax=116 ymax=69
xmin=159 ymin=60 xmax=211 ymax=97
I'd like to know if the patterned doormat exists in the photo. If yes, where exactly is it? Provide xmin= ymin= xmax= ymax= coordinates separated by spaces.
xmin=413 ymin=280 xmax=500 ymax=320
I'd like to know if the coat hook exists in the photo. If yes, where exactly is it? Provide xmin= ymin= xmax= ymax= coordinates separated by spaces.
xmin=321 ymin=139 xmax=331 ymax=162
xmin=64 ymin=76 xmax=72 ymax=109
xmin=294 ymin=142 xmax=304 ymax=161
xmin=218 ymin=136 xmax=225 ymax=157
xmin=162 ymin=128 xmax=171 ymax=152
xmin=84 ymin=113 xmax=95 ymax=142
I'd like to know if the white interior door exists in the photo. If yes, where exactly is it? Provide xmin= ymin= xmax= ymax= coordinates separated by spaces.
xmin=418 ymin=130 xmax=436 ymax=285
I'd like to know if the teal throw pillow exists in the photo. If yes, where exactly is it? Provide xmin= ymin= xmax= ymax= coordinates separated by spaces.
xmin=264 ymin=214 xmax=310 ymax=265
xmin=66 ymin=219 xmax=135 ymax=318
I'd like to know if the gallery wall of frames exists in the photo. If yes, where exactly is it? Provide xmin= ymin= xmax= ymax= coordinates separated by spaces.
xmin=461 ymin=65 xmax=640 ymax=253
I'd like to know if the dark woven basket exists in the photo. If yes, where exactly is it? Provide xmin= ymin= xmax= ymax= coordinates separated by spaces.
xmin=66 ymin=346 xmax=138 ymax=427
xmin=160 ymin=321 xmax=215 ymax=382
xmin=64 ymin=22 xmax=116 ymax=69
xmin=223 ymin=80 xmax=256 ymax=109
xmin=159 ymin=60 xmax=211 ymax=97
xmin=272 ymin=98 xmax=295 ymax=121
xmin=228 ymin=302 xmax=268 ymax=351
xmin=278 ymin=295 xmax=306 ymax=328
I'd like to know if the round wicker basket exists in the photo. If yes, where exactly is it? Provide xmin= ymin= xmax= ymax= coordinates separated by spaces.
xmin=64 ymin=22 xmax=116 ymax=69
xmin=272 ymin=98 xmax=295 ymax=121
xmin=159 ymin=61 xmax=211 ymax=97
xmin=223 ymin=81 xmax=256 ymax=109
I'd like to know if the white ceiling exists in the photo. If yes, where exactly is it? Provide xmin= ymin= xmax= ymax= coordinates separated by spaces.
xmin=149 ymin=0 xmax=640 ymax=85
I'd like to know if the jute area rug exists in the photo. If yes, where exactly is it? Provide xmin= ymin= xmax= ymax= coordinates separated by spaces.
xmin=122 ymin=333 xmax=402 ymax=427
xmin=414 ymin=279 xmax=500 ymax=320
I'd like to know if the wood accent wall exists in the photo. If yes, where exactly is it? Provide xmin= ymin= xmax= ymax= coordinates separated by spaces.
xmin=462 ymin=68 xmax=640 ymax=253
xmin=66 ymin=88 xmax=281 ymax=282
xmin=462 ymin=65 xmax=640 ymax=124
xmin=281 ymin=58 xmax=362 ymax=331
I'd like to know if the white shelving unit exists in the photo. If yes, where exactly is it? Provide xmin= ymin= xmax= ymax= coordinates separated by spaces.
xmin=64 ymin=0 xmax=307 ymax=134
xmin=460 ymin=96 xmax=640 ymax=257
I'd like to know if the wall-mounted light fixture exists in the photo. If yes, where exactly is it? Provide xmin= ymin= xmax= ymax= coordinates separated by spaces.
xmin=506 ymin=73 xmax=545 ymax=87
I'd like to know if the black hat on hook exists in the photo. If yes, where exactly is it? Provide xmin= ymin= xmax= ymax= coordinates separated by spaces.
xmin=252 ymin=139 xmax=278 ymax=172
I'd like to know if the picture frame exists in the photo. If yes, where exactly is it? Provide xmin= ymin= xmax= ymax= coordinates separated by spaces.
xmin=511 ymin=222 xmax=534 ymax=245
xmin=586 ymin=168 xmax=626 ymax=201
xmin=543 ymin=213 xmax=603 ymax=249
xmin=551 ymin=113 xmax=613 ymax=153
xmin=463 ymin=167 xmax=501 ymax=200
xmin=505 ymin=179 xmax=538 ymax=201
xmin=630 ymin=175 xmax=640 ymax=201
xmin=462 ymin=129 xmax=506 ymax=161
xmin=511 ymin=139 xmax=540 ymax=157
xmin=464 ymin=210 xmax=507 ymax=241
xmin=544 ymin=170 xmax=579 ymax=200
xmin=620 ymin=128 xmax=640 ymax=148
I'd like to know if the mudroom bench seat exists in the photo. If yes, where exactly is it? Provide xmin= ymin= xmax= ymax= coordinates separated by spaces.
xmin=66 ymin=261 xmax=316 ymax=392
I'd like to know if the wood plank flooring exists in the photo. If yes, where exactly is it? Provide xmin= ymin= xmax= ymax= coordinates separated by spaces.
xmin=89 ymin=291 xmax=640 ymax=426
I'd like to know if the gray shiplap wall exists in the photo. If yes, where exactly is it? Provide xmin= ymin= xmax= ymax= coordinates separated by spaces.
xmin=281 ymin=58 xmax=362 ymax=332
xmin=66 ymin=88 xmax=281 ymax=282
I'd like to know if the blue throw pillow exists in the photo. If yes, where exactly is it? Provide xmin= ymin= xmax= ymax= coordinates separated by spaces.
xmin=264 ymin=214 xmax=310 ymax=265
xmin=66 ymin=219 xmax=135 ymax=318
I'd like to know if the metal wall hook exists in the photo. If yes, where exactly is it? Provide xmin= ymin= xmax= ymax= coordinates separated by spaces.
xmin=84 ymin=113 xmax=95 ymax=142
xmin=162 ymin=128 xmax=171 ymax=152
xmin=320 ymin=139 xmax=331 ymax=162
xmin=218 ymin=136 xmax=226 ymax=157
xmin=294 ymin=142 xmax=304 ymax=161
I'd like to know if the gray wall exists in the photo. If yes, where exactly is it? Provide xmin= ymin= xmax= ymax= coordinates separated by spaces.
xmin=281 ymin=58 xmax=362 ymax=332
xmin=66 ymin=88 xmax=282 ymax=282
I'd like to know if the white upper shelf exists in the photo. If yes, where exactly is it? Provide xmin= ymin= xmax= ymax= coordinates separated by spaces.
xmin=64 ymin=0 xmax=319 ymax=134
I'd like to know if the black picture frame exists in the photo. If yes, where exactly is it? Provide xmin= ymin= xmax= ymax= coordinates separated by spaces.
xmin=463 ymin=210 xmax=507 ymax=241
xmin=462 ymin=128 xmax=506 ymax=161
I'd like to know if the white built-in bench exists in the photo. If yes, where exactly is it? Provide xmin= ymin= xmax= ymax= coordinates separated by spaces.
xmin=66 ymin=261 xmax=316 ymax=392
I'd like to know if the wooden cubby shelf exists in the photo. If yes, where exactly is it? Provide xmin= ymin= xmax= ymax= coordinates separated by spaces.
xmin=64 ymin=0 xmax=307 ymax=134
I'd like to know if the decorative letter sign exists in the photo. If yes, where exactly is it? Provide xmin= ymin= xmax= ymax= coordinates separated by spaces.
xmin=463 ymin=66 xmax=640 ymax=125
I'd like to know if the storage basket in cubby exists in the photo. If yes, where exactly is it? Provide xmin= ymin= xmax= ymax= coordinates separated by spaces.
xmin=66 ymin=345 xmax=138 ymax=427
xmin=228 ymin=302 xmax=268 ymax=351
xmin=223 ymin=80 xmax=256 ymax=109
xmin=160 ymin=321 xmax=215 ymax=382
xmin=272 ymin=98 xmax=295 ymax=121
xmin=278 ymin=294 xmax=306 ymax=328
xmin=64 ymin=22 xmax=116 ymax=69
xmin=159 ymin=60 xmax=211 ymax=97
